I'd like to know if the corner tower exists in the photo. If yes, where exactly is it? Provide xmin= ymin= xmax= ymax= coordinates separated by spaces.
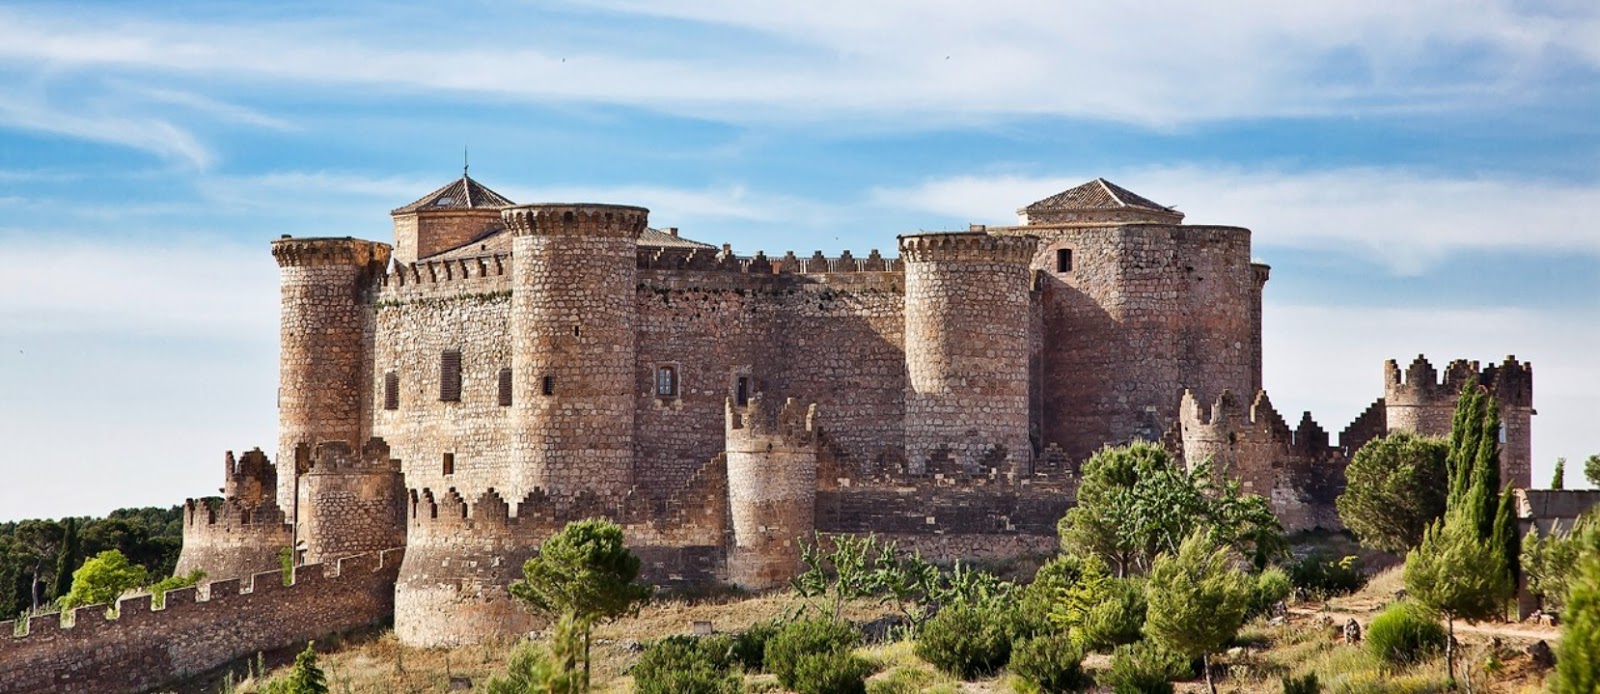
xmin=1383 ymin=355 xmax=1534 ymax=489
xmin=900 ymin=231 xmax=1037 ymax=474
xmin=505 ymin=203 xmax=647 ymax=497
xmin=271 ymin=236 xmax=391 ymax=510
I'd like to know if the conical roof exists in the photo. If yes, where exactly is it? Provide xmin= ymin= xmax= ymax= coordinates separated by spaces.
xmin=392 ymin=174 xmax=516 ymax=215
xmin=1023 ymin=178 xmax=1171 ymax=213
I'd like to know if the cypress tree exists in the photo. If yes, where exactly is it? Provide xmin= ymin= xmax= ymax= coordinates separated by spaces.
xmin=1492 ymin=488 xmax=1521 ymax=587
xmin=1553 ymin=458 xmax=1567 ymax=490
xmin=50 ymin=518 xmax=80 ymax=602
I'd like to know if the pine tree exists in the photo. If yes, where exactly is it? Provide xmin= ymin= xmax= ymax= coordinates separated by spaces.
xmin=283 ymin=642 xmax=329 ymax=694
xmin=1144 ymin=531 xmax=1252 ymax=694
xmin=50 ymin=518 xmax=80 ymax=602
xmin=1553 ymin=458 xmax=1567 ymax=490
xmin=1552 ymin=555 xmax=1600 ymax=693
xmin=1405 ymin=519 xmax=1511 ymax=684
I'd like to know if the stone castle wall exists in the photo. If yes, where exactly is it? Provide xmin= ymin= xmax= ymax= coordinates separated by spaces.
xmin=173 ymin=498 xmax=291 ymax=582
xmin=1384 ymin=355 xmax=1534 ymax=489
xmin=0 ymin=549 xmax=402 ymax=694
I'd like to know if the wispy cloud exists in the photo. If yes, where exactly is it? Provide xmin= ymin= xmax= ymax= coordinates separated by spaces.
xmin=0 ymin=2 xmax=1594 ymax=129
xmin=872 ymin=166 xmax=1600 ymax=273
xmin=0 ymin=87 xmax=213 ymax=167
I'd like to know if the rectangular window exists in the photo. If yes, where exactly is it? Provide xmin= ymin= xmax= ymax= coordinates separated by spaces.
xmin=498 ymin=368 xmax=513 ymax=407
xmin=1056 ymin=248 xmax=1073 ymax=273
xmin=440 ymin=350 xmax=462 ymax=402
xmin=542 ymin=375 xmax=556 ymax=396
xmin=383 ymin=371 xmax=399 ymax=410
xmin=442 ymin=452 xmax=455 ymax=476
xmin=656 ymin=365 xmax=679 ymax=398
xmin=735 ymin=376 xmax=750 ymax=406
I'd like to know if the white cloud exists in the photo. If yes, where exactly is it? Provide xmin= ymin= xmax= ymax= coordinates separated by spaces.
xmin=0 ymin=1 xmax=1593 ymax=128
xmin=871 ymin=166 xmax=1600 ymax=273
xmin=0 ymin=88 xmax=213 ymax=168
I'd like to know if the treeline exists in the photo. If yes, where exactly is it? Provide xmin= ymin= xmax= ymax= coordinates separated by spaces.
xmin=0 ymin=506 xmax=186 ymax=617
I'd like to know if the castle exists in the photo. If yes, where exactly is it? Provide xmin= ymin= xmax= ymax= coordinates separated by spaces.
xmin=0 ymin=175 xmax=1539 ymax=693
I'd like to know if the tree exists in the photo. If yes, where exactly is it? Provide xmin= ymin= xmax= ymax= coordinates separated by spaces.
xmin=508 ymin=519 xmax=652 ymax=690
xmin=269 ymin=642 xmax=329 ymax=694
xmin=1553 ymin=458 xmax=1567 ymax=490
xmin=50 ymin=518 xmax=80 ymax=602
xmin=1143 ymin=531 xmax=1252 ymax=694
xmin=57 ymin=549 xmax=148 ymax=610
xmin=1587 ymin=454 xmax=1600 ymax=488
xmin=1059 ymin=442 xmax=1284 ymax=576
xmin=13 ymin=520 xmax=64 ymax=612
xmin=1403 ymin=519 xmax=1511 ymax=683
xmin=1552 ymin=554 xmax=1600 ymax=693
xmin=1336 ymin=433 xmax=1449 ymax=552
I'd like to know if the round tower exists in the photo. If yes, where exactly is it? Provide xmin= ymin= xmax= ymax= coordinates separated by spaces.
xmin=505 ymin=204 xmax=646 ymax=498
xmin=899 ymin=232 xmax=1037 ymax=474
xmin=1383 ymin=355 xmax=1534 ymax=490
xmin=174 ymin=448 xmax=292 ymax=580
xmin=297 ymin=438 xmax=407 ymax=565
xmin=395 ymin=488 xmax=540 ymax=647
xmin=271 ymin=237 xmax=391 ymax=511
xmin=725 ymin=394 xmax=819 ymax=590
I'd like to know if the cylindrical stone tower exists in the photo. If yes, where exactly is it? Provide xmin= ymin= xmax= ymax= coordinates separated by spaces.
xmin=504 ymin=204 xmax=646 ymax=498
xmin=900 ymin=232 xmax=1037 ymax=474
xmin=297 ymin=438 xmax=407 ymax=566
xmin=271 ymin=236 xmax=391 ymax=511
xmin=725 ymin=394 xmax=819 ymax=590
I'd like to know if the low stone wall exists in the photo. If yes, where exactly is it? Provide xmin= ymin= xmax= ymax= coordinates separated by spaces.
xmin=815 ymin=485 xmax=1071 ymax=565
xmin=0 ymin=548 xmax=404 ymax=694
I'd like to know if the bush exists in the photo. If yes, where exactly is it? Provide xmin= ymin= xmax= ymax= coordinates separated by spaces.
xmin=1366 ymin=601 xmax=1447 ymax=665
xmin=1282 ymin=673 xmax=1320 ymax=694
xmin=730 ymin=620 xmax=780 ymax=671
xmin=1010 ymin=633 xmax=1091 ymax=693
xmin=1249 ymin=567 xmax=1292 ymax=618
xmin=766 ymin=619 xmax=862 ymax=690
xmin=791 ymin=650 xmax=873 ymax=694
xmin=866 ymin=666 xmax=935 ymax=694
xmin=633 ymin=636 xmax=741 ymax=694
xmin=1079 ymin=577 xmax=1147 ymax=651
xmin=1288 ymin=553 xmax=1365 ymax=599
xmin=1100 ymin=641 xmax=1191 ymax=694
xmin=915 ymin=601 xmax=1013 ymax=679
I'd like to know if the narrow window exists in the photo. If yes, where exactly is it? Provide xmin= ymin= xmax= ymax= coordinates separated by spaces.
xmin=656 ymin=365 xmax=679 ymax=398
xmin=498 ymin=368 xmax=513 ymax=407
xmin=439 ymin=350 xmax=462 ymax=402
xmin=1055 ymin=248 xmax=1073 ymax=273
xmin=735 ymin=376 xmax=750 ymax=406
xmin=1499 ymin=422 xmax=1508 ymax=444
xmin=383 ymin=371 xmax=399 ymax=410
xmin=442 ymin=452 xmax=455 ymax=476
xmin=542 ymin=375 xmax=556 ymax=396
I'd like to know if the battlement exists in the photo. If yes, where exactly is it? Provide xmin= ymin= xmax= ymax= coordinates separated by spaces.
xmin=307 ymin=437 xmax=401 ymax=476
xmin=378 ymin=253 xmax=510 ymax=290
xmin=1383 ymin=354 xmax=1534 ymax=408
xmin=221 ymin=448 xmax=275 ymax=504
xmin=182 ymin=497 xmax=288 ymax=531
xmin=271 ymin=236 xmax=392 ymax=268
xmin=637 ymin=246 xmax=904 ymax=275
xmin=502 ymin=203 xmax=650 ymax=239
xmin=1179 ymin=389 xmax=1291 ymax=441
xmin=726 ymin=393 xmax=818 ymax=448
xmin=0 ymin=548 xmax=403 ymax=694
xmin=898 ymin=232 xmax=1038 ymax=264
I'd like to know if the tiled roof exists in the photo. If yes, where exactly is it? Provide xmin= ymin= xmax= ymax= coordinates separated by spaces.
xmin=1023 ymin=178 xmax=1172 ymax=213
xmin=392 ymin=175 xmax=516 ymax=215
xmin=639 ymin=227 xmax=715 ymax=249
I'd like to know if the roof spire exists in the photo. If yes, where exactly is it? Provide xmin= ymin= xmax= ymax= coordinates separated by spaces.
xmin=463 ymin=145 xmax=469 ymax=178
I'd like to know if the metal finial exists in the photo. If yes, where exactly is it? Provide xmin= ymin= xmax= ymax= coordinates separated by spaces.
xmin=463 ymin=146 xmax=469 ymax=177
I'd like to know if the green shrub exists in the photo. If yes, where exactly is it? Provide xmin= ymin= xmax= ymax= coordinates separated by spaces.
xmin=1249 ymin=567 xmax=1292 ymax=618
xmin=1100 ymin=641 xmax=1190 ymax=694
xmin=915 ymin=601 xmax=1012 ymax=679
xmin=633 ymin=636 xmax=741 ymax=694
xmin=1010 ymin=633 xmax=1091 ymax=693
xmin=791 ymin=650 xmax=873 ymax=694
xmin=866 ymin=666 xmax=934 ymax=694
xmin=730 ymin=620 xmax=780 ymax=671
xmin=1366 ymin=601 xmax=1447 ymax=665
xmin=766 ymin=619 xmax=862 ymax=690
xmin=1079 ymin=577 xmax=1146 ymax=651
xmin=1282 ymin=672 xmax=1320 ymax=694
xmin=1288 ymin=553 xmax=1365 ymax=599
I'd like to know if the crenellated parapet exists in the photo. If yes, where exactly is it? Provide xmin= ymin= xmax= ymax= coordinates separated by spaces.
xmin=271 ymin=236 xmax=392 ymax=269
xmin=637 ymin=247 xmax=906 ymax=275
xmin=898 ymin=232 xmax=1038 ymax=264
xmin=726 ymin=393 xmax=818 ymax=448
xmin=502 ymin=203 xmax=650 ymax=239
xmin=175 ymin=448 xmax=292 ymax=581
xmin=376 ymin=252 xmax=511 ymax=298
xmin=1383 ymin=355 xmax=1534 ymax=488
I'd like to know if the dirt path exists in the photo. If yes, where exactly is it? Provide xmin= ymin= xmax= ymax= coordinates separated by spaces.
xmin=1289 ymin=607 xmax=1561 ymax=642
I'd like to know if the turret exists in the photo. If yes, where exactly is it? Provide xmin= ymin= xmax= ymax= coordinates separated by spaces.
xmin=297 ymin=438 xmax=406 ymax=565
xmin=1383 ymin=355 xmax=1534 ymax=489
xmin=505 ymin=203 xmax=646 ymax=498
xmin=900 ymin=232 xmax=1036 ymax=474
xmin=271 ymin=236 xmax=391 ymax=511
xmin=389 ymin=174 xmax=514 ymax=263
xmin=174 ymin=448 xmax=292 ymax=580
xmin=725 ymin=394 xmax=819 ymax=590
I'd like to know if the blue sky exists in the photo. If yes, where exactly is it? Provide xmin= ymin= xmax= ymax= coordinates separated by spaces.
xmin=1 ymin=0 xmax=1597 ymax=521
